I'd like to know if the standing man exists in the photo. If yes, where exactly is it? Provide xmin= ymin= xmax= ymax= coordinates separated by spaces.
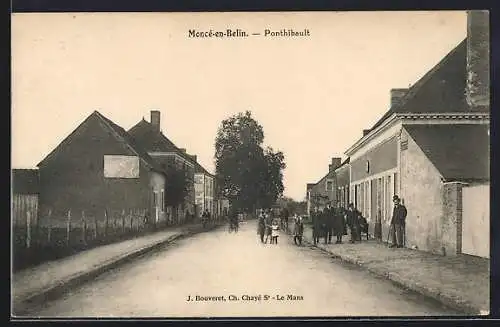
xmin=346 ymin=203 xmax=359 ymax=244
xmin=333 ymin=202 xmax=345 ymax=244
xmin=312 ymin=207 xmax=321 ymax=245
xmin=390 ymin=195 xmax=407 ymax=248
xmin=324 ymin=203 xmax=334 ymax=244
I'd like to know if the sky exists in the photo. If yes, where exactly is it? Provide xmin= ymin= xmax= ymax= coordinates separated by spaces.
xmin=11 ymin=11 xmax=467 ymax=201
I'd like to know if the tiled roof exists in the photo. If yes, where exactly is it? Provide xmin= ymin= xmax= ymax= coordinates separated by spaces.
xmin=369 ymin=38 xmax=487 ymax=133
xmin=37 ymin=111 xmax=163 ymax=173
xmin=404 ymin=124 xmax=490 ymax=181
xmin=12 ymin=169 xmax=39 ymax=194
xmin=128 ymin=119 xmax=196 ymax=165
xmin=94 ymin=112 xmax=163 ymax=172
xmin=195 ymin=162 xmax=213 ymax=176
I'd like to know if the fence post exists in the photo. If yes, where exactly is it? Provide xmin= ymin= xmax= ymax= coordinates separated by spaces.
xmin=82 ymin=210 xmax=87 ymax=246
xmin=129 ymin=209 xmax=133 ymax=232
xmin=104 ymin=209 xmax=109 ymax=237
xmin=94 ymin=215 xmax=98 ymax=240
xmin=26 ymin=210 xmax=31 ymax=249
xmin=122 ymin=209 xmax=126 ymax=235
xmin=66 ymin=210 xmax=72 ymax=247
xmin=47 ymin=209 xmax=52 ymax=244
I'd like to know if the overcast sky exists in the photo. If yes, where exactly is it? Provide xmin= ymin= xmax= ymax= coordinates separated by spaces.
xmin=11 ymin=11 xmax=467 ymax=201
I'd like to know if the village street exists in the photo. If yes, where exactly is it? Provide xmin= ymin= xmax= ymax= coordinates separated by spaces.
xmin=24 ymin=220 xmax=460 ymax=318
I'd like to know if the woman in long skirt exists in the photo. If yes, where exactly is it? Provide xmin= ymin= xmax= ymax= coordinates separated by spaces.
xmin=257 ymin=214 xmax=266 ymax=243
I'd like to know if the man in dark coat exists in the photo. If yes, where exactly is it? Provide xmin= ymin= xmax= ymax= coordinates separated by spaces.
xmin=333 ymin=203 xmax=345 ymax=244
xmin=324 ymin=203 xmax=334 ymax=244
xmin=346 ymin=203 xmax=360 ymax=243
xmin=257 ymin=212 xmax=266 ymax=243
xmin=390 ymin=195 xmax=407 ymax=248
xmin=311 ymin=208 xmax=321 ymax=245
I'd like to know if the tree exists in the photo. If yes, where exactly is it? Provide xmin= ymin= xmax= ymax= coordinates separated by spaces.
xmin=277 ymin=196 xmax=307 ymax=215
xmin=164 ymin=164 xmax=191 ymax=211
xmin=215 ymin=111 xmax=286 ymax=212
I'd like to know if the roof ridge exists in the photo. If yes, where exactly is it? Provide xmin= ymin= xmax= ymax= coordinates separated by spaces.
xmin=91 ymin=111 xmax=163 ymax=171
xmin=37 ymin=111 xmax=99 ymax=167
xmin=391 ymin=38 xmax=467 ymax=114
xmin=366 ymin=38 xmax=467 ymax=133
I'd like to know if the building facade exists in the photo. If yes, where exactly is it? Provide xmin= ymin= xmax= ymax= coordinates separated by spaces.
xmin=193 ymin=156 xmax=216 ymax=218
xmin=344 ymin=13 xmax=490 ymax=256
xmin=306 ymin=157 xmax=342 ymax=215
xmin=37 ymin=111 xmax=168 ymax=226
xmin=128 ymin=111 xmax=196 ymax=224
xmin=334 ymin=158 xmax=350 ymax=209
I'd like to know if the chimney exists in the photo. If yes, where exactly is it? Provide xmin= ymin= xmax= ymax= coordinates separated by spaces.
xmin=390 ymin=88 xmax=408 ymax=108
xmin=466 ymin=10 xmax=490 ymax=108
xmin=363 ymin=129 xmax=370 ymax=136
xmin=331 ymin=157 xmax=342 ymax=170
xmin=151 ymin=110 xmax=161 ymax=133
xmin=328 ymin=164 xmax=333 ymax=172
xmin=192 ymin=155 xmax=197 ymax=162
xmin=180 ymin=148 xmax=186 ymax=153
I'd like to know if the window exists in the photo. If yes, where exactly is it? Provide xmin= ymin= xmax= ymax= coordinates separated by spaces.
xmin=364 ymin=181 xmax=370 ymax=218
xmin=326 ymin=180 xmax=333 ymax=192
xmin=161 ymin=190 xmax=165 ymax=211
xmin=394 ymin=172 xmax=398 ymax=197
xmin=153 ymin=190 xmax=158 ymax=206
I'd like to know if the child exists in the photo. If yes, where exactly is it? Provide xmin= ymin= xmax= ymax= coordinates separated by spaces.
xmin=271 ymin=219 xmax=280 ymax=244
xmin=293 ymin=215 xmax=304 ymax=246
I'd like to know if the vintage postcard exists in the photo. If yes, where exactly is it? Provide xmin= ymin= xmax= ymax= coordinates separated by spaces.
xmin=11 ymin=11 xmax=490 ymax=319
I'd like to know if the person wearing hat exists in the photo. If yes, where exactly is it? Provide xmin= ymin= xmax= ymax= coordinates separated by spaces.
xmin=346 ymin=203 xmax=360 ymax=243
xmin=323 ymin=202 xmax=335 ymax=244
xmin=311 ymin=207 xmax=321 ymax=245
xmin=390 ymin=195 xmax=407 ymax=248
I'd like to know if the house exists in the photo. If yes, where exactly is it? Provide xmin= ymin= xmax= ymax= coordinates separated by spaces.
xmin=343 ymin=11 xmax=490 ymax=257
xmin=334 ymin=158 xmax=350 ymax=209
xmin=12 ymin=169 xmax=40 ymax=227
xmin=128 ymin=110 xmax=196 ymax=224
xmin=306 ymin=157 xmax=342 ymax=215
xmin=37 ymin=111 xmax=168 ymax=226
xmin=191 ymin=155 xmax=216 ymax=218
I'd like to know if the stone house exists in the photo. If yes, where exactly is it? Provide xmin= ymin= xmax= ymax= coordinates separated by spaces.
xmin=334 ymin=158 xmax=350 ymax=209
xmin=37 ymin=111 xmax=168 ymax=226
xmin=306 ymin=157 xmax=342 ymax=215
xmin=344 ymin=11 xmax=490 ymax=257
xmin=191 ymin=155 xmax=216 ymax=218
xmin=128 ymin=110 xmax=196 ymax=224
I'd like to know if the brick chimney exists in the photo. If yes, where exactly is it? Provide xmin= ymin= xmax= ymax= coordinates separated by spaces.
xmin=151 ymin=110 xmax=161 ymax=133
xmin=331 ymin=157 xmax=342 ymax=171
xmin=363 ymin=129 xmax=370 ymax=136
xmin=192 ymin=155 xmax=197 ymax=162
xmin=390 ymin=88 xmax=408 ymax=108
xmin=180 ymin=148 xmax=186 ymax=153
xmin=466 ymin=10 xmax=490 ymax=108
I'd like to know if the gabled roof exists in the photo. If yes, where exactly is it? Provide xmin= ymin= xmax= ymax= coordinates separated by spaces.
xmin=368 ymin=38 xmax=487 ymax=134
xmin=37 ymin=111 xmax=163 ymax=173
xmin=128 ymin=119 xmax=196 ymax=165
xmin=95 ymin=112 xmax=162 ymax=171
xmin=12 ymin=169 xmax=39 ymax=194
xmin=404 ymin=124 xmax=489 ymax=181
xmin=336 ymin=157 xmax=350 ymax=169
xmin=194 ymin=162 xmax=214 ymax=176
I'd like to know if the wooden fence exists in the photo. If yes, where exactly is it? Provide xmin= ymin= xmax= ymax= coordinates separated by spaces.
xmin=13 ymin=208 xmax=156 ymax=251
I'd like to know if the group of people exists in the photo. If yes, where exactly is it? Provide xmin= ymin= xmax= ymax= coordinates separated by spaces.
xmin=310 ymin=202 xmax=368 ymax=245
xmin=257 ymin=209 xmax=281 ymax=244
